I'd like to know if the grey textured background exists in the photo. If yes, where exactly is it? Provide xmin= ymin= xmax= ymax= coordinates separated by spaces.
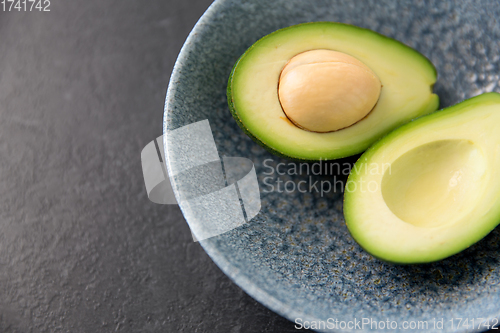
xmin=0 ymin=0 xmax=300 ymax=332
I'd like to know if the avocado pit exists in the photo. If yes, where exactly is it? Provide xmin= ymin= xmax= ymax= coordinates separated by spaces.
xmin=278 ymin=50 xmax=382 ymax=133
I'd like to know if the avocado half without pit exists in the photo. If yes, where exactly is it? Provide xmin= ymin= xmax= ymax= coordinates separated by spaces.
xmin=227 ymin=22 xmax=439 ymax=160
xmin=344 ymin=93 xmax=500 ymax=264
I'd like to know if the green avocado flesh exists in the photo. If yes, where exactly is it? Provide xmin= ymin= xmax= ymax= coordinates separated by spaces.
xmin=227 ymin=22 xmax=439 ymax=160
xmin=344 ymin=93 xmax=500 ymax=264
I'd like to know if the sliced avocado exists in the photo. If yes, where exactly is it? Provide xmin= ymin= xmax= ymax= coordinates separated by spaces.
xmin=227 ymin=22 xmax=439 ymax=160
xmin=344 ymin=93 xmax=500 ymax=264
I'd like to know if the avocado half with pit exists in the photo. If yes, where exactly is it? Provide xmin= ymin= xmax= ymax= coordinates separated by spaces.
xmin=345 ymin=93 xmax=500 ymax=264
xmin=227 ymin=22 xmax=439 ymax=160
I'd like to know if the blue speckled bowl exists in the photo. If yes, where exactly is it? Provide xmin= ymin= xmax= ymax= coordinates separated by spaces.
xmin=164 ymin=1 xmax=500 ymax=332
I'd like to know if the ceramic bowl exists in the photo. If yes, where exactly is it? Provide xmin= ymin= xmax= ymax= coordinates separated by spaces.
xmin=164 ymin=0 xmax=500 ymax=331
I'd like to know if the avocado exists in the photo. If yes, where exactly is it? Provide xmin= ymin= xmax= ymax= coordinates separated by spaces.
xmin=344 ymin=93 xmax=500 ymax=264
xmin=227 ymin=22 xmax=439 ymax=160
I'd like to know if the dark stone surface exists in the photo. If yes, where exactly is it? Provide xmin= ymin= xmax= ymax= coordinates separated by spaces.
xmin=0 ymin=1 xmax=299 ymax=332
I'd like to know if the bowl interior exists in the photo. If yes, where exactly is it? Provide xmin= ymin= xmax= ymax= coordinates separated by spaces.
xmin=165 ymin=0 xmax=500 ymax=331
